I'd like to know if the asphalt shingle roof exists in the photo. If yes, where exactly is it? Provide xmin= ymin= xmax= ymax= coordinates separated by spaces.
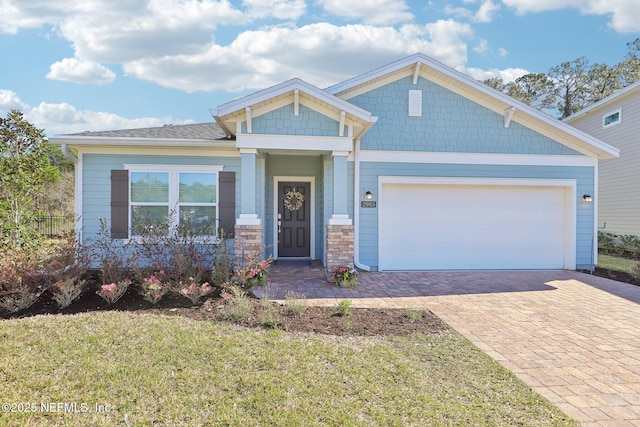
xmin=65 ymin=122 xmax=228 ymax=140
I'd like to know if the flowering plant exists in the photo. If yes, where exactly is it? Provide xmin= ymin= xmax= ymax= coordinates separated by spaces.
xmin=139 ymin=270 xmax=171 ymax=304
xmin=178 ymin=279 xmax=213 ymax=305
xmin=331 ymin=266 xmax=358 ymax=287
xmin=244 ymin=259 xmax=271 ymax=286
xmin=51 ymin=278 xmax=86 ymax=309
xmin=284 ymin=190 xmax=304 ymax=211
xmin=96 ymin=280 xmax=130 ymax=304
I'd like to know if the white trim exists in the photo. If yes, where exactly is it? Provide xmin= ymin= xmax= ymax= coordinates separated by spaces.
xmin=75 ymin=146 xmax=240 ymax=157
xmin=125 ymin=164 xmax=224 ymax=238
xmin=377 ymin=176 xmax=577 ymax=271
xmin=378 ymin=176 xmax=576 ymax=187
xmin=359 ymin=150 xmax=598 ymax=167
xmin=602 ymin=108 xmax=622 ymax=129
xmin=352 ymin=139 xmax=371 ymax=271
xmin=216 ymin=78 xmax=374 ymax=122
xmin=237 ymin=134 xmax=353 ymax=152
xmin=123 ymin=164 xmax=224 ymax=172
xmin=326 ymin=54 xmax=619 ymax=160
xmin=236 ymin=214 xmax=262 ymax=226
xmin=76 ymin=152 xmax=84 ymax=241
xmin=273 ymin=176 xmax=316 ymax=260
xmin=50 ymin=136 xmax=236 ymax=148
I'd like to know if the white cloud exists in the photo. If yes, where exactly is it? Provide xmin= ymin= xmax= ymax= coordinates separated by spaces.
xmin=503 ymin=0 xmax=640 ymax=32
xmin=318 ymin=0 xmax=414 ymax=25
xmin=474 ymin=39 xmax=489 ymax=54
xmin=445 ymin=0 xmax=499 ymax=23
xmin=465 ymin=66 xmax=529 ymax=83
xmin=25 ymin=102 xmax=192 ymax=136
xmin=46 ymin=58 xmax=116 ymax=85
xmin=498 ymin=47 xmax=508 ymax=57
xmin=475 ymin=0 xmax=500 ymax=23
xmin=0 ymin=90 xmax=29 ymax=111
xmin=242 ymin=0 xmax=306 ymax=20
xmin=123 ymin=20 xmax=473 ymax=92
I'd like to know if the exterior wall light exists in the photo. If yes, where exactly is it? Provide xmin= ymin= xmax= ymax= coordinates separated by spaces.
xmin=365 ymin=191 xmax=373 ymax=200
xmin=583 ymin=194 xmax=593 ymax=202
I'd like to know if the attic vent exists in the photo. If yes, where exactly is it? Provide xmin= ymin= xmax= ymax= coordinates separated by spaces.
xmin=408 ymin=90 xmax=422 ymax=117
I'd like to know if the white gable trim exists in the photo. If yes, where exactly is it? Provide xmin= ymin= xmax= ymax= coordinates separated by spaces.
xmin=327 ymin=54 xmax=619 ymax=160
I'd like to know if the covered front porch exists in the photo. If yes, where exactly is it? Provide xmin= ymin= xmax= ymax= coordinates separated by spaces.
xmin=232 ymin=149 xmax=354 ymax=275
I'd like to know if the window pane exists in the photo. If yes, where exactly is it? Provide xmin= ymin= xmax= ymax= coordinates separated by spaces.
xmin=132 ymin=206 xmax=169 ymax=235
xmin=131 ymin=172 xmax=169 ymax=202
xmin=604 ymin=111 xmax=620 ymax=126
xmin=179 ymin=206 xmax=217 ymax=235
xmin=179 ymin=172 xmax=217 ymax=203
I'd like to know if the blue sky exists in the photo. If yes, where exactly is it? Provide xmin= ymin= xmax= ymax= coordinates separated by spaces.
xmin=0 ymin=0 xmax=638 ymax=135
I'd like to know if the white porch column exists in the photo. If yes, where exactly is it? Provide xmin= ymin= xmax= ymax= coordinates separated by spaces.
xmin=330 ymin=150 xmax=352 ymax=225
xmin=238 ymin=148 xmax=261 ymax=225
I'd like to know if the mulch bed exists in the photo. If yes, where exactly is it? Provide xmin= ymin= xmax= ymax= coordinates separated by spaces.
xmin=0 ymin=286 xmax=451 ymax=337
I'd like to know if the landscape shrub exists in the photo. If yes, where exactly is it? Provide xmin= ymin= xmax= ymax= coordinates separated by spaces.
xmin=284 ymin=291 xmax=307 ymax=316
xmin=219 ymin=285 xmax=252 ymax=323
xmin=96 ymin=280 xmax=131 ymax=304
xmin=138 ymin=271 xmax=171 ymax=304
xmin=598 ymin=231 xmax=640 ymax=259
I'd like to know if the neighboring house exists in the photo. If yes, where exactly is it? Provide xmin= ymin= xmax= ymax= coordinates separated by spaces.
xmin=52 ymin=54 xmax=619 ymax=272
xmin=565 ymin=81 xmax=640 ymax=237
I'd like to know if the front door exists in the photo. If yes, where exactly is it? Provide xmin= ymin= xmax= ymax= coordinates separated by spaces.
xmin=277 ymin=182 xmax=310 ymax=257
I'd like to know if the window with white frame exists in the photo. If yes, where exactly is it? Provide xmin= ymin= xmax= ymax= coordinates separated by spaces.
xmin=603 ymin=108 xmax=622 ymax=129
xmin=127 ymin=165 xmax=222 ymax=236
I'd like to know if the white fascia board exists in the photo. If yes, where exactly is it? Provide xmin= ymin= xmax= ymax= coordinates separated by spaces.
xmin=214 ymin=78 xmax=374 ymax=124
xmin=327 ymin=53 xmax=620 ymax=160
xmin=74 ymin=146 xmax=240 ymax=157
xmin=237 ymin=134 xmax=352 ymax=152
xmin=49 ymin=135 xmax=236 ymax=149
xmin=359 ymin=150 xmax=597 ymax=167
xmin=378 ymin=175 xmax=577 ymax=189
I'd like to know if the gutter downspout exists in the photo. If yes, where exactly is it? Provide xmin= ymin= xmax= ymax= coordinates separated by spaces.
xmin=353 ymin=138 xmax=371 ymax=271
xmin=61 ymin=144 xmax=78 ymax=164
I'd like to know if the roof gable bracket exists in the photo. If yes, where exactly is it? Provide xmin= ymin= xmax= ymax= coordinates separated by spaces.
xmin=412 ymin=62 xmax=422 ymax=85
xmin=504 ymin=106 xmax=516 ymax=128
xmin=245 ymin=107 xmax=252 ymax=134
xmin=294 ymin=89 xmax=299 ymax=116
xmin=339 ymin=111 xmax=346 ymax=137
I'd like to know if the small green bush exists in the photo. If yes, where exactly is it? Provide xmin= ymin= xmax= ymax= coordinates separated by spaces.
xmin=284 ymin=291 xmax=307 ymax=316
xmin=333 ymin=299 xmax=352 ymax=317
xmin=220 ymin=286 xmax=252 ymax=323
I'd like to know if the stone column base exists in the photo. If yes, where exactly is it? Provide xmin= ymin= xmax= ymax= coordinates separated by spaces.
xmin=326 ymin=224 xmax=354 ymax=280
xmin=234 ymin=224 xmax=264 ymax=269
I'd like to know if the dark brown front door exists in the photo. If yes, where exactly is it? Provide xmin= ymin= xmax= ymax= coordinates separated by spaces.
xmin=278 ymin=182 xmax=310 ymax=257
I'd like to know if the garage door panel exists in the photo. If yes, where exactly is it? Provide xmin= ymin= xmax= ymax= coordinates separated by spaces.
xmin=379 ymin=183 xmax=569 ymax=270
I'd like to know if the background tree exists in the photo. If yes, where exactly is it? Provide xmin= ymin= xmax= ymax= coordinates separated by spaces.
xmin=506 ymin=73 xmax=556 ymax=111
xmin=0 ymin=110 xmax=59 ymax=248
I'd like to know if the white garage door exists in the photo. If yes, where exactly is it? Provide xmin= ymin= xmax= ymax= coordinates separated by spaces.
xmin=379 ymin=182 xmax=574 ymax=270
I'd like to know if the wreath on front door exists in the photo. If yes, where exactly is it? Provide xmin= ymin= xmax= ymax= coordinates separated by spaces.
xmin=284 ymin=190 xmax=304 ymax=211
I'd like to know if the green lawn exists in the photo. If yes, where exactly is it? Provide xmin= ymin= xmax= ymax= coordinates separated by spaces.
xmin=0 ymin=312 xmax=576 ymax=426
xmin=597 ymin=254 xmax=638 ymax=274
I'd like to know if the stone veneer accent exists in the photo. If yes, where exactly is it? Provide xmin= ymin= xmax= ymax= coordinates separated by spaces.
xmin=326 ymin=224 xmax=354 ymax=279
xmin=234 ymin=224 xmax=264 ymax=268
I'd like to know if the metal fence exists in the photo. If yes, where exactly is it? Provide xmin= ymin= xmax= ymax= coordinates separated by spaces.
xmin=33 ymin=216 xmax=75 ymax=237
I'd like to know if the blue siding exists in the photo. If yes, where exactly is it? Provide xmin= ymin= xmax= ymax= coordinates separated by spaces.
xmin=358 ymin=162 xmax=594 ymax=270
xmin=81 ymin=153 xmax=241 ymax=245
xmin=246 ymin=104 xmax=342 ymax=137
xmin=265 ymin=155 xmax=324 ymax=259
xmin=349 ymin=76 xmax=580 ymax=155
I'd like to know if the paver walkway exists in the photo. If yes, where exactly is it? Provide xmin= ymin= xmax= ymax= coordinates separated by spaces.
xmin=255 ymin=265 xmax=640 ymax=426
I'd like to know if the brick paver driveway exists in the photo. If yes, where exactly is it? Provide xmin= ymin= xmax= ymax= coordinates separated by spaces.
xmin=257 ymin=267 xmax=640 ymax=426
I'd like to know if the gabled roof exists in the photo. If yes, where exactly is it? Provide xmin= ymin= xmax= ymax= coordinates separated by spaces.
xmin=564 ymin=80 xmax=640 ymax=123
xmin=327 ymin=53 xmax=619 ymax=160
xmin=50 ymin=122 xmax=234 ymax=148
xmin=211 ymin=78 xmax=377 ymax=140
